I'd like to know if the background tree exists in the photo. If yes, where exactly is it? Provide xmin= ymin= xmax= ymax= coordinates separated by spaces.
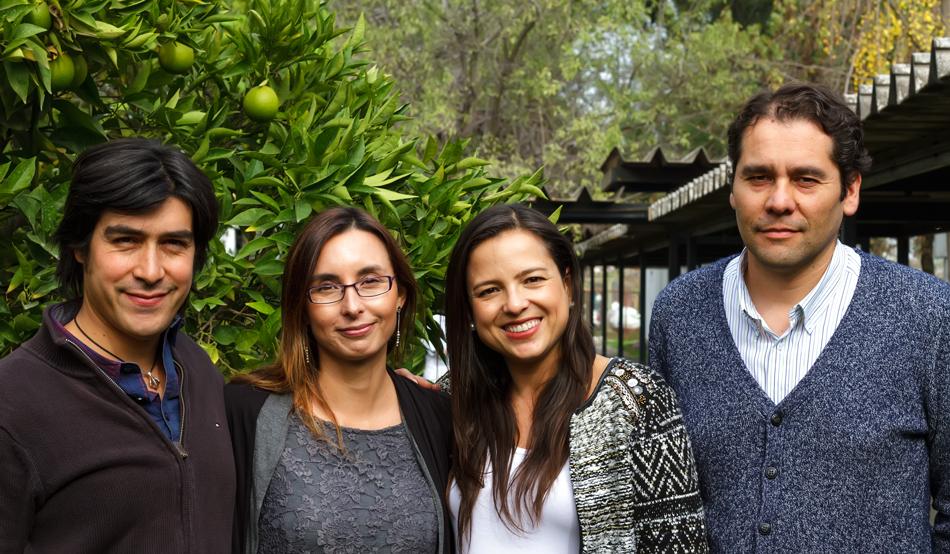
xmin=0 ymin=0 xmax=542 ymax=373
xmin=333 ymin=0 xmax=781 ymax=197
xmin=335 ymin=0 xmax=945 ymax=199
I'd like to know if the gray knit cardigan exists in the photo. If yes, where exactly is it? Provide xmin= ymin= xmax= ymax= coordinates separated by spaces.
xmin=448 ymin=357 xmax=708 ymax=552
xmin=649 ymin=249 xmax=950 ymax=552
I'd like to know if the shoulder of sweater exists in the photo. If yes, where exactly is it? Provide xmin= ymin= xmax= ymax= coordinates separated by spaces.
xmin=391 ymin=370 xmax=451 ymax=416
xmin=224 ymin=382 xmax=273 ymax=410
xmin=0 ymin=332 xmax=42 ymax=375
xmin=604 ymin=357 xmax=674 ymax=395
xmin=592 ymin=357 xmax=680 ymax=423
xmin=657 ymin=256 xmax=735 ymax=302
xmin=0 ymin=331 xmax=55 ymax=411
xmin=856 ymin=249 xmax=950 ymax=311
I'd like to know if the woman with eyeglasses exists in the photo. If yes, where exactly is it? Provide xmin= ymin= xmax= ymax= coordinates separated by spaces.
xmin=225 ymin=207 xmax=453 ymax=554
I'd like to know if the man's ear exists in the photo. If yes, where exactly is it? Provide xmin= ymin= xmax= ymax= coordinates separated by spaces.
xmin=842 ymin=173 xmax=861 ymax=217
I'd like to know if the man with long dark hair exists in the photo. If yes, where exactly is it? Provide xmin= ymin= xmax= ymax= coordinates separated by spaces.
xmin=650 ymin=83 xmax=950 ymax=551
xmin=0 ymin=139 xmax=234 ymax=552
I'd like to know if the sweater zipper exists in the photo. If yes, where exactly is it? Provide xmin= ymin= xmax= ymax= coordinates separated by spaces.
xmin=402 ymin=419 xmax=446 ymax=553
xmin=174 ymin=360 xmax=188 ymax=458
xmin=66 ymin=339 xmax=193 ymax=551
xmin=174 ymin=359 xmax=192 ymax=554
xmin=65 ymin=339 xmax=189 ymax=458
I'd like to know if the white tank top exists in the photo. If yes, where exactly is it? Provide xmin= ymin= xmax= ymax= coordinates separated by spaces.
xmin=448 ymin=448 xmax=581 ymax=553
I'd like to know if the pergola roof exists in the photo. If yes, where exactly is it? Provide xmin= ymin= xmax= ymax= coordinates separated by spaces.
xmin=600 ymin=146 xmax=725 ymax=193
xmin=529 ymin=186 xmax=649 ymax=225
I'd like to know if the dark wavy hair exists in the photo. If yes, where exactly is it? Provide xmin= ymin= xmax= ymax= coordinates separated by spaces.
xmin=727 ymin=82 xmax=872 ymax=198
xmin=55 ymin=138 xmax=219 ymax=298
xmin=231 ymin=207 xmax=417 ymax=445
xmin=445 ymin=204 xmax=594 ymax=541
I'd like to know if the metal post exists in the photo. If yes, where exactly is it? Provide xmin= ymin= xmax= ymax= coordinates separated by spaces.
xmin=639 ymin=249 xmax=647 ymax=364
xmin=588 ymin=265 xmax=595 ymax=328
xmin=840 ymin=216 xmax=858 ymax=247
xmin=617 ymin=258 xmax=624 ymax=358
xmin=668 ymin=235 xmax=681 ymax=282
xmin=601 ymin=260 xmax=608 ymax=356
xmin=686 ymin=234 xmax=697 ymax=271
xmin=898 ymin=235 xmax=910 ymax=266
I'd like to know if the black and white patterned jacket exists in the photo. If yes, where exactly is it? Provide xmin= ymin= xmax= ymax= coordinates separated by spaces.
xmin=569 ymin=357 xmax=707 ymax=552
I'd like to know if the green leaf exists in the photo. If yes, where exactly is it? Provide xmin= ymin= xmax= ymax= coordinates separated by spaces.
xmin=246 ymin=301 xmax=275 ymax=315
xmin=225 ymin=208 xmax=274 ymax=227
xmin=0 ymin=157 xmax=35 ymax=205
xmin=548 ymin=205 xmax=562 ymax=224
xmin=11 ymin=23 xmax=46 ymax=41
xmin=294 ymin=198 xmax=312 ymax=221
xmin=249 ymin=190 xmax=281 ymax=212
xmin=212 ymin=325 xmax=239 ymax=346
xmin=254 ymin=260 xmax=285 ymax=276
xmin=3 ymin=60 xmax=29 ymax=103
xmin=234 ymin=236 xmax=272 ymax=260
xmin=243 ymin=176 xmax=284 ymax=188
xmin=454 ymin=157 xmax=491 ymax=171
xmin=348 ymin=13 xmax=365 ymax=47
xmin=373 ymin=188 xmax=416 ymax=202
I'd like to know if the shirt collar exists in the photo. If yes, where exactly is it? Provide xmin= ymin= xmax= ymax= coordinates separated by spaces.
xmin=49 ymin=301 xmax=184 ymax=375
xmin=794 ymin=241 xmax=847 ymax=334
xmin=735 ymin=241 xmax=847 ymax=336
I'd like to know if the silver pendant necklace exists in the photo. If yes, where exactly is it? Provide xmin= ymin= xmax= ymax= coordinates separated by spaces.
xmin=73 ymin=317 xmax=161 ymax=389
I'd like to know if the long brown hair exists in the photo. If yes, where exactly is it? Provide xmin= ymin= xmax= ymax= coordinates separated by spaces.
xmin=232 ymin=207 xmax=418 ymax=444
xmin=445 ymin=204 xmax=594 ymax=540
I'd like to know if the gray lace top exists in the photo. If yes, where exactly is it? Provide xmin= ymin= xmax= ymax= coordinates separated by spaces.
xmin=257 ymin=414 xmax=439 ymax=553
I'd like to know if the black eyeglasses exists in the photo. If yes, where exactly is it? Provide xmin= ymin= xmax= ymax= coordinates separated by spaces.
xmin=307 ymin=275 xmax=395 ymax=304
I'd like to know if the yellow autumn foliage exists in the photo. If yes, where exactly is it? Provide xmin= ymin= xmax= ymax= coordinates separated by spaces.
xmin=851 ymin=0 xmax=944 ymax=90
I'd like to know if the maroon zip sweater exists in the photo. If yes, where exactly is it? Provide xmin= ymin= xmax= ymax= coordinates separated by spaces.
xmin=0 ymin=303 xmax=235 ymax=553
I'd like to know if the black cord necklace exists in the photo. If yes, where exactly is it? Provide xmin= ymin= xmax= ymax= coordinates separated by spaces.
xmin=73 ymin=316 xmax=161 ymax=389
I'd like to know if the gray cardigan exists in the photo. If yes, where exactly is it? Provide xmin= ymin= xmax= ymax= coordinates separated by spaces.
xmin=225 ymin=373 xmax=453 ymax=554
xmin=650 ymin=249 xmax=950 ymax=552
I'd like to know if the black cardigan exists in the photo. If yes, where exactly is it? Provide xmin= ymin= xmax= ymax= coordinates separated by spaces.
xmin=225 ymin=370 xmax=454 ymax=554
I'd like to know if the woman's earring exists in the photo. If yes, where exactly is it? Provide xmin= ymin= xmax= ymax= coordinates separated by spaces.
xmin=304 ymin=343 xmax=312 ymax=367
xmin=395 ymin=306 xmax=402 ymax=349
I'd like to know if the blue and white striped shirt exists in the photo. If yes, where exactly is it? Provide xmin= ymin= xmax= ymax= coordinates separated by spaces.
xmin=722 ymin=241 xmax=861 ymax=403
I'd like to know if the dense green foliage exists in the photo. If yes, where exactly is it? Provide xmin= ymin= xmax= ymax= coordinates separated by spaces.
xmin=0 ymin=0 xmax=542 ymax=373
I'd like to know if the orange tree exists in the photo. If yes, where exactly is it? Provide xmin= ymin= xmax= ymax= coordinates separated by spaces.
xmin=0 ymin=0 xmax=543 ymax=373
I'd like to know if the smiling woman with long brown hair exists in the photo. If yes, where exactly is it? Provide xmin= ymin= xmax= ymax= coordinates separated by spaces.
xmin=224 ymin=207 xmax=452 ymax=554
xmin=444 ymin=204 xmax=707 ymax=553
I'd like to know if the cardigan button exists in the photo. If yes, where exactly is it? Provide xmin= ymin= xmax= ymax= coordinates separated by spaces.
xmin=770 ymin=412 xmax=783 ymax=426
xmin=758 ymin=522 xmax=772 ymax=536
xmin=765 ymin=466 xmax=778 ymax=479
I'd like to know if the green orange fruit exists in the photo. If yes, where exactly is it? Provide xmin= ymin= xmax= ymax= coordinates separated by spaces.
xmin=49 ymin=53 xmax=75 ymax=91
xmin=70 ymin=55 xmax=88 ymax=88
xmin=26 ymin=2 xmax=52 ymax=30
xmin=243 ymin=85 xmax=279 ymax=122
xmin=158 ymin=41 xmax=194 ymax=74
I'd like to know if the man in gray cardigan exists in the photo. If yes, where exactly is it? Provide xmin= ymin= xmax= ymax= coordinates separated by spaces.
xmin=650 ymin=83 xmax=950 ymax=552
